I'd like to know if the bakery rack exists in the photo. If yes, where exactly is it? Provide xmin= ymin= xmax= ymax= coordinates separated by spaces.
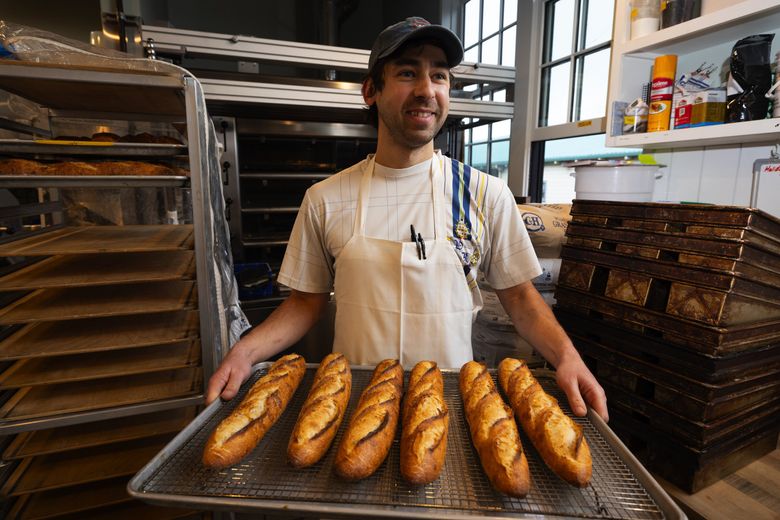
xmin=0 ymin=60 xmax=225 ymax=519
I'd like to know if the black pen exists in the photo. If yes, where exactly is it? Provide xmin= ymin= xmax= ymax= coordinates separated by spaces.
xmin=417 ymin=232 xmax=426 ymax=260
xmin=410 ymin=224 xmax=417 ymax=243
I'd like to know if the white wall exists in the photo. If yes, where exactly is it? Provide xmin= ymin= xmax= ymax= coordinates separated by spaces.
xmin=652 ymin=143 xmax=780 ymax=217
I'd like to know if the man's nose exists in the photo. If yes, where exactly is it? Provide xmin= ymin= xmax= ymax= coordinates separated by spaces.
xmin=414 ymin=75 xmax=435 ymax=98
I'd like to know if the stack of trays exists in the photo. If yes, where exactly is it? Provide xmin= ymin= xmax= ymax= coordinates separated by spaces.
xmin=554 ymin=200 xmax=780 ymax=493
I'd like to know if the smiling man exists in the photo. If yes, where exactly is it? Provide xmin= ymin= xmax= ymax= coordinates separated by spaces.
xmin=206 ymin=17 xmax=608 ymax=421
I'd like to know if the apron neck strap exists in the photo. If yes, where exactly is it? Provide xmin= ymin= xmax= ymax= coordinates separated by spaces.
xmin=354 ymin=153 xmax=446 ymax=239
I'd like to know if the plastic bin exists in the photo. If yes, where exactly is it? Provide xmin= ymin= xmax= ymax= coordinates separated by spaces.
xmin=572 ymin=164 xmax=662 ymax=202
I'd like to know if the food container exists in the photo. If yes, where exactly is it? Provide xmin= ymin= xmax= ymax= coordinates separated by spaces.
xmin=572 ymin=164 xmax=663 ymax=202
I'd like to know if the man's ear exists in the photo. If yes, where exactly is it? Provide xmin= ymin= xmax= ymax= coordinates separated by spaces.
xmin=362 ymin=79 xmax=377 ymax=105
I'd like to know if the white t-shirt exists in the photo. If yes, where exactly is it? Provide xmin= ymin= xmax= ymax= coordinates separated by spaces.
xmin=277 ymin=153 xmax=541 ymax=297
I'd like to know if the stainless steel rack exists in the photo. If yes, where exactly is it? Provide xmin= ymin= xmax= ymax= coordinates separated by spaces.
xmin=0 ymin=60 xmax=224 ymax=519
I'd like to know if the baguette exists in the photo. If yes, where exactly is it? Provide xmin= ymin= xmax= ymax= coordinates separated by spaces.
xmin=459 ymin=361 xmax=530 ymax=497
xmin=287 ymin=352 xmax=352 ymax=468
xmin=498 ymin=358 xmax=592 ymax=487
xmin=202 ymin=353 xmax=305 ymax=468
xmin=334 ymin=359 xmax=403 ymax=480
xmin=400 ymin=361 xmax=449 ymax=485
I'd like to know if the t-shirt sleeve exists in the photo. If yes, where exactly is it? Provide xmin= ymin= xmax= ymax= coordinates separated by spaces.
xmin=482 ymin=183 xmax=542 ymax=290
xmin=276 ymin=190 xmax=334 ymax=293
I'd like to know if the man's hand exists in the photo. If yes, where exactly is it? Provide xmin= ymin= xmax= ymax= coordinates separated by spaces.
xmin=554 ymin=352 xmax=608 ymax=421
xmin=205 ymin=340 xmax=254 ymax=404
xmin=204 ymin=289 xmax=330 ymax=404
xmin=494 ymin=281 xmax=608 ymax=421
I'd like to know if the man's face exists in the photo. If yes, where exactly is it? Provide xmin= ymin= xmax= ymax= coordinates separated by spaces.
xmin=365 ymin=44 xmax=451 ymax=151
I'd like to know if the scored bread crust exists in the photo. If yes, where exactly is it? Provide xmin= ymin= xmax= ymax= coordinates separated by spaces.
xmin=459 ymin=361 xmax=530 ymax=497
xmin=287 ymin=352 xmax=352 ymax=468
xmin=400 ymin=360 xmax=449 ymax=485
xmin=334 ymin=359 xmax=403 ymax=480
xmin=498 ymin=358 xmax=592 ymax=487
xmin=202 ymin=354 xmax=306 ymax=468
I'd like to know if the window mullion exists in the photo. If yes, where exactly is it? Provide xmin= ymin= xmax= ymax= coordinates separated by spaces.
xmin=566 ymin=0 xmax=583 ymax=123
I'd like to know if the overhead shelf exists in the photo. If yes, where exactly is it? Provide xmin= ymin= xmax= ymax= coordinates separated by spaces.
xmin=605 ymin=0 xmax=780 ymax=149
xmin=0 ymin=62 xmax=187 ymax=118
xmin=609 ymin=118 xmax=780 ymax=149
xmin=200 ymin=78 xmax=514 ymax=120
xmin=618 ymin=0 xmax=780 ymax=57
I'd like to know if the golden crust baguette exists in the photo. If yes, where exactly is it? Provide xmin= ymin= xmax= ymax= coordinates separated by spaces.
xmin=287 ymin=353 xmax=352 ymax=468
xmin=400 ymin=361 xmax=449 ymax=485
xmin=498 ymin=357 xmax=592 ymax=487
xmin=202 ymin=354 xmax=305 ymax=468
xmin=459 ymin=361 xmax=530 ymax=497
xmin=334 ymin=359 xmax=403 ymax=480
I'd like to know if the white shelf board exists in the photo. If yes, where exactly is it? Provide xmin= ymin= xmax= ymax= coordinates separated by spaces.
xmin=607 ymin=118 xmax=780 ymax=149
xmin=617 ymin=0 xmax=780 ymax=57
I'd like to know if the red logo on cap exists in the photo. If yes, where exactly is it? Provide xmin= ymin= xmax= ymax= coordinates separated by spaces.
xmin=408 ymin=17 xmax=429 ymax=28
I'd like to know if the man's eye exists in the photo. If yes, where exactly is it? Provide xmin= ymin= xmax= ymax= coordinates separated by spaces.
xmin=433 ymin=72 xmax=448 ymax=81
xmin=399 ymin=70 xmax=415 ymax=77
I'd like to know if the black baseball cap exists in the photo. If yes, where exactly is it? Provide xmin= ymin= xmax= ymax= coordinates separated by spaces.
xmin=367 ymin=17 xmax=464 ymax=75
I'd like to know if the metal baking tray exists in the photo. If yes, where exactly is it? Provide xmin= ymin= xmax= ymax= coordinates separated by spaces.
xmin=568 ymin=200 xmax=780 ymax=246
xmin=564 ymin=221 xmax=780 ymax=269
xmin=0 ymin=175 xmax=188 ymax=188
xmin=555 ymin=309 xmax=780 ymax=384
xmin=0 ymin=138 xmax=186 ymax=157
xmin=558 ymin=255 xmax=780 ymax=328
xmin=128 ymin=363 xmax=685 ymax=519
xmin=554 ymin=286 xmax=780 ymax=355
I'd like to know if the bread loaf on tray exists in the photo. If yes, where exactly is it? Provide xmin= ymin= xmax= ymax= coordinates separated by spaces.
xmin=459 ymin=361 xmax=530 ymax=497
xmin=400 ymin=360 xmax=449 ymax=485
xmin=202 ymin=353 xmax=305 ymax=468
xmin=334 ymin=359 xmax=403 ymax=480
xmin=287 ymin=352 xmax=352 ymax=468
xmin=498 ymin=357 xmax=592 ymax=487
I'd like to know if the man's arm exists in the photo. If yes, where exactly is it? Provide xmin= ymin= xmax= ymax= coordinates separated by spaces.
xmin=205 ymin=289 xmax=330 ymax=404
xmin=494 ymin=281 xmax=608 ymax=421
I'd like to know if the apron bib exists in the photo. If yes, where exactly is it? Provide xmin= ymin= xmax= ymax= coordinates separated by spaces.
xmin=332 ymin=153 xmax=475 ymax=369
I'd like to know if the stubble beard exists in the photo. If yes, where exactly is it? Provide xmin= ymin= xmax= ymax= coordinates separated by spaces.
xmin=378 ymin=107 xmax=445 ymax=150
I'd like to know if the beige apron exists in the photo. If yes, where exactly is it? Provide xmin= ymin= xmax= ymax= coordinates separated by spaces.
xmin=332 ymin=153 xmax=476 ymax=369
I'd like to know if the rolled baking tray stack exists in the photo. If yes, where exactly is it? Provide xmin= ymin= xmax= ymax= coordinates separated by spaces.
xmin=554 ymin=200 xmax=780 ymax=493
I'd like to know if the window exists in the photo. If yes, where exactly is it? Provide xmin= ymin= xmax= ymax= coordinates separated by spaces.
xmin=539 ymin=0 xmax=613 ymax=127
xmin=463 ymin=0 xmax=518 ymax=66
xmin=461 ymin=0 xmax=517 ymax=179
xmin=463 ymin=88 xmax=511 ymax=178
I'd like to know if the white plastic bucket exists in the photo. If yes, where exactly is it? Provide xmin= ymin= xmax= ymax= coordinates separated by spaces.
xmin=572 ymin=165 xmax=662 ymax=202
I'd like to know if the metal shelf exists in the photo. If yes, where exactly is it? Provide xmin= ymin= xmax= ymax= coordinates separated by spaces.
xmin=201 ymin=78 xmax=514 ymax=121
xmin=0 ymin=395 xmax=203 ymax=436
xmin=0 ymin=176 xmax=189 ymax=189
xmin=0 ymin=139 xmax=186 ymax=158
xmin=0 ymin=62 xmax=187 ymax=118
xmin=240 ymin=172 xmax=331 ymax=180
xmin=241 ymin=206 xmax=300 ymax=214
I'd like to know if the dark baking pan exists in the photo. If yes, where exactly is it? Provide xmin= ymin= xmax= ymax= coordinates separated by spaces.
xmin=558 ymin=255 xmax=780 ymax=327
xmin=554 ymin=286 xmax=780 ymax=355
xmin=602 ymin=380 xmax=780 ymax=449
xmin=562 ymin=244 xmax=780 ymax=297
xmin=569 ymin=201 xmax=780 ymax=244
xmin=570 ymin=333 xmax=780 ymax=402
xmin=555 ymin=309 xmax=780 ymax=383
xmin=579 ymin=348 xmax=780 ymax=422
xmin=608 ymin=410 xmax=779 ymax=493
xmin=564 ymin=221 xmax=780 ymax=275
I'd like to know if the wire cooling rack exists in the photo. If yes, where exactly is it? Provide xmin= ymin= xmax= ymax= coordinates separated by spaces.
xmin=129 ymin=363 xmax=684 ymax=519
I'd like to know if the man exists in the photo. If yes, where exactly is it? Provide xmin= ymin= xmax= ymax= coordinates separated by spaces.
xmin=206 ymin=17 xmax=608 ymax=421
